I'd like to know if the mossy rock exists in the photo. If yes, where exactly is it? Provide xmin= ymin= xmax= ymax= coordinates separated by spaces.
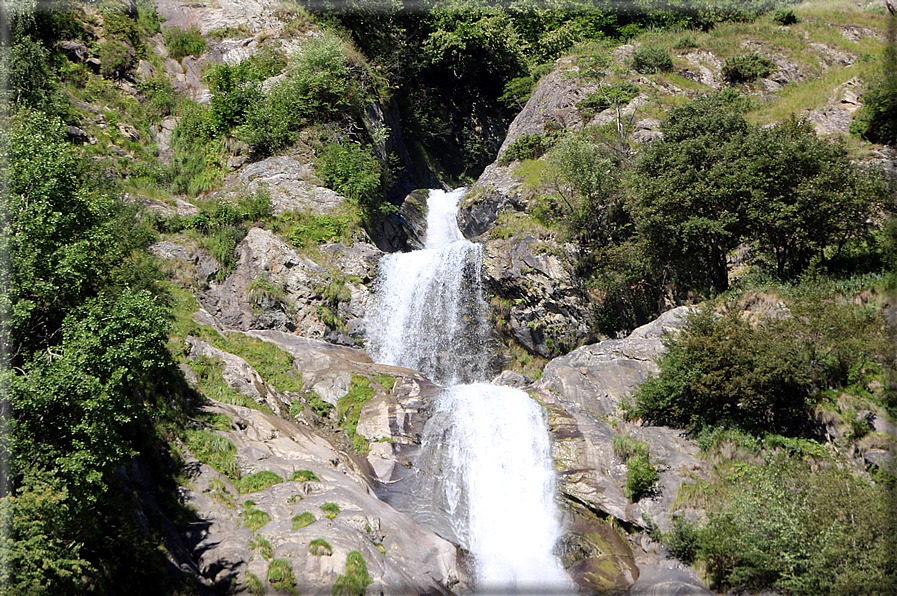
xmin=557 ymin=504 xmax=638 ymax=593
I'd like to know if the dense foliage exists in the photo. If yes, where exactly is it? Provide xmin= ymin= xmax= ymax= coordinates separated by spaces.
xmin=630 ymin=95 xmax=889 ymax=294
xmin=627 ymin=294 xmax=894 ymax=435
xmin=0 ymin=110 xmax=192 ymax=594
xmin=667 ymin=454 xmax=896 ymax=593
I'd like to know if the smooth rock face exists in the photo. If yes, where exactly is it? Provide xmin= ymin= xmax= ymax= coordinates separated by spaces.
xmin=182 ymin=401 xmax=464 ymax=595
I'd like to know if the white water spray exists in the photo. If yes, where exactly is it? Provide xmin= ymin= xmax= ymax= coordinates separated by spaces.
xmin=366 ymin=189 xmax=572 ymax=593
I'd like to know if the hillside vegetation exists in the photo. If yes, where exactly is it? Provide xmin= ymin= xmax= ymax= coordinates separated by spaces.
xmin=1 ymin=0 xmax=895 ymax=593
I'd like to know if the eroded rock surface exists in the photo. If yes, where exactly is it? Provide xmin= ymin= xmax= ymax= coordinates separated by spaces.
xmin=199 ymin=227 xmax=381 ymax=341
xmin=181 ymin=401 xmax=464 ymax=595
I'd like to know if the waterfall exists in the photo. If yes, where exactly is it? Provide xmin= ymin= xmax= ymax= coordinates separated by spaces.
xmin=366 ymin=189 xmax=572 ymax=594
xmin=366 ymin=188 xmax=492 ymax=385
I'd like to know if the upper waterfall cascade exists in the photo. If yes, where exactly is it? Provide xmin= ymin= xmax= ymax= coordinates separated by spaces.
xmin=365 ymin=189 xmax=572 ymax=593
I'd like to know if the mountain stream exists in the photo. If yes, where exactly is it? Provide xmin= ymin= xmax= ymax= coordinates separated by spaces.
xmin=366 ymin=189 xmax=572 ymax=593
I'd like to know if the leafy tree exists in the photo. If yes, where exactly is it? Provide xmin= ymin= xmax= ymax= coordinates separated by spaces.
xmin=630 ymin=96 xmax=890 ymax=294
xmin=629 ymin=94 xmax=752 ymax=293
xmin=1 ymin=109 xmax=181 ymax=594
xmin=740 ymin=116 xmax=889 ymax=277
xmin=850 ymin=43 xmax=897 ymax=146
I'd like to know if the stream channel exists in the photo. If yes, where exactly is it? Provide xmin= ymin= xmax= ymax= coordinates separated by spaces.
xmin=365 ymin=189 xmax=573 ymax=594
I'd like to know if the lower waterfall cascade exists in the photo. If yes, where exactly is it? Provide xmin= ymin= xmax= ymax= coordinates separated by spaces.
xmin=365 ymin=189 xmax=573 ymax=593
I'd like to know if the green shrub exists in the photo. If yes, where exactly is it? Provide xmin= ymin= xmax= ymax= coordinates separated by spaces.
xmin=577 ymin=82 xmax=640 ymax=120
xmin=632 ymin=47 xmax=673 ymax=74
xmin=850 ymin=47 xmax=897 ymax=145
xmin=309 ymin=538 xmax=333 ymax=556
xmin=292 ymin=511 xmax=315 ymax=529
xmin=267 ymin=559 xmax=298 ymax=596
xmin=236 ymin=471 xmax=283 ymax=494
xmin=771 ymin=8 xmax=799 ymax=25
xmin=332 ymin=551 xmax=372 ymax=596
xmin=164 ymin=25 xmax=206 ymax=61
xmin=498 ymin=132 xmax=558 ymax=165
xmin=238 ymin=36 xmax=363 ymax=155
xmin=721 ymin=54 xmax=776 ymax=84
xmin=696 ymin=456 xmax=896 ymax=593
xmin=98 ymin=40 xmax=136 ymax=79
xmin=625 ymin=452 xmax=659 ymax=501
xmin=316 ymin=142 xmax=383 ymax=216
xmin=290 ymin=469 xmax=320 ymax=482
xmin=321 ymin=502 xmax=340 ymax=519
xmin=664 ymin=516 xmax=699 ymax=564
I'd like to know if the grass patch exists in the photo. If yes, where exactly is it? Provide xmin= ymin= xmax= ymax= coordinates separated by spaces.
xmin=373 ymin=374 xmax=395 ymax=392
xmin=292 ymin=511 xmax=315 ymax=529
xmin=186 ymin=355 xmax=274 ymax=415
xmin=206 ymin=478 xmax=237 ymax=509
xmin=250 ymin=535 xmax=274 ymax=560
xmin=242 ymin=506 xmax=272 ymax=532
xmin=236 ymin=471 xmax=283 ymax=494
xmin=332 ymin=551 xmax=371 ymax=596
xmin=267 ymin=559 xmax=297 ymax=596
xmin=164 ymin=25 xmax=206 ymax=61
xmin=308 ymin=538 xmax=333 ymax=556
xmin=321 ymin=502 xmax=340 ymax=519
xmin=183 ymin=428 xmax=239 ymax=481
xmin=246 ymin=571 xmax=265 ymax=596
xmin=290 ymin=470 xmax=320 ymax=482
xmin=337 ymin=374 xmax=375 ymax=452
xmin=193 ymin=329 xmax=303 ymax=394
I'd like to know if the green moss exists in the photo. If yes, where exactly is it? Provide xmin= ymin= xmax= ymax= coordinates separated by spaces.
xmin=337 ymin=374 xmax=375 ymax=452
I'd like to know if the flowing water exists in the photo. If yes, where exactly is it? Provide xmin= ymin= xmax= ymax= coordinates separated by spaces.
xmin=366 ymin=189 xmax=571 ymax=593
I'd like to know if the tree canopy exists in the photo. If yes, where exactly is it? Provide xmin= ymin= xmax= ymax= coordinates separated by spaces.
xmin=630 ymin=95 xmax=890 ymax=294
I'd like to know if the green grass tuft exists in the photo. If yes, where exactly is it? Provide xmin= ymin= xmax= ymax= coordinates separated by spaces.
xmin=236 ymin=471 xmax=283 ymax=494
xmin=292 ymin=511 xmax=315 ymax=529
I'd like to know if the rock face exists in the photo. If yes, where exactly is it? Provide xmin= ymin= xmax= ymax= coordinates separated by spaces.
xmin=522 ymin=307 xmax=712 ymax=594
xmin=181 ymin=401 xmax=464 ymax=595
xmin=209 ymin=152 xmax=347 ymax=216
xmin=199 ymin=227 xmax=381 ymax=342
xmin=484 ymin=234 xmax=596 ymax=358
